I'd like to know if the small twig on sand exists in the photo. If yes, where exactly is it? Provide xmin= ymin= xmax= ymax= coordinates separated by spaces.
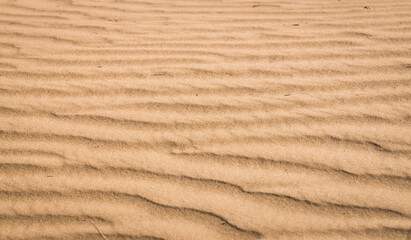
xmin=89 ymin=220 xmax=108 ymax=240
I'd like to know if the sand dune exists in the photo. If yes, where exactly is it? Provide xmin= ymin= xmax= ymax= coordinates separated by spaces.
xmin=1 ymin=0 xmax=411 ymax=239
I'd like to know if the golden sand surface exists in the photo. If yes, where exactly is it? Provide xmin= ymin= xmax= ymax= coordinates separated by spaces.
xmin=0 ymin=0 xmax=410 ymax=239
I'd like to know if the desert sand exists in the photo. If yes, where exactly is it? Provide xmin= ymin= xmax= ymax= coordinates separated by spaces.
xmin=0 ymin=0 xmax=411 ymax=239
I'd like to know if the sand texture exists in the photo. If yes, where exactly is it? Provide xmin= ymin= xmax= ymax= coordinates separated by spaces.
xmin=1 ymin=0 xmax=411 ymax=239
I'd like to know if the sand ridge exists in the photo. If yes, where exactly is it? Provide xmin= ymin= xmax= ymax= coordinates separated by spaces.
xmin=0 ymin=0 xmax=411 ymax=239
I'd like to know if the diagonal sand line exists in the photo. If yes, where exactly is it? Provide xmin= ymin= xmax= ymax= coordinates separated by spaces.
xmin=89 ymin=220 xmax=108 ymax=240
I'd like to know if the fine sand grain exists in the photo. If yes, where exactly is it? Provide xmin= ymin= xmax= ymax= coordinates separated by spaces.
xmin=0 ymin=0 xmax=411 ymax=239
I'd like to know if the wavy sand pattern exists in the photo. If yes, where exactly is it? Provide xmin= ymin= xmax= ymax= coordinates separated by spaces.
xmin=1 ymin=0 xmax=411 ymax=239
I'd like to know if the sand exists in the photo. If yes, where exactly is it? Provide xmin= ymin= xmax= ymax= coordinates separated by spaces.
xmin=0 ymin=0 xmax=411 ymax=239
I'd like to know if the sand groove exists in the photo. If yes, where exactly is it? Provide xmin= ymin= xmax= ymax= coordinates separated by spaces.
xmin=0 ymin=0 xmax=411 ymax=239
